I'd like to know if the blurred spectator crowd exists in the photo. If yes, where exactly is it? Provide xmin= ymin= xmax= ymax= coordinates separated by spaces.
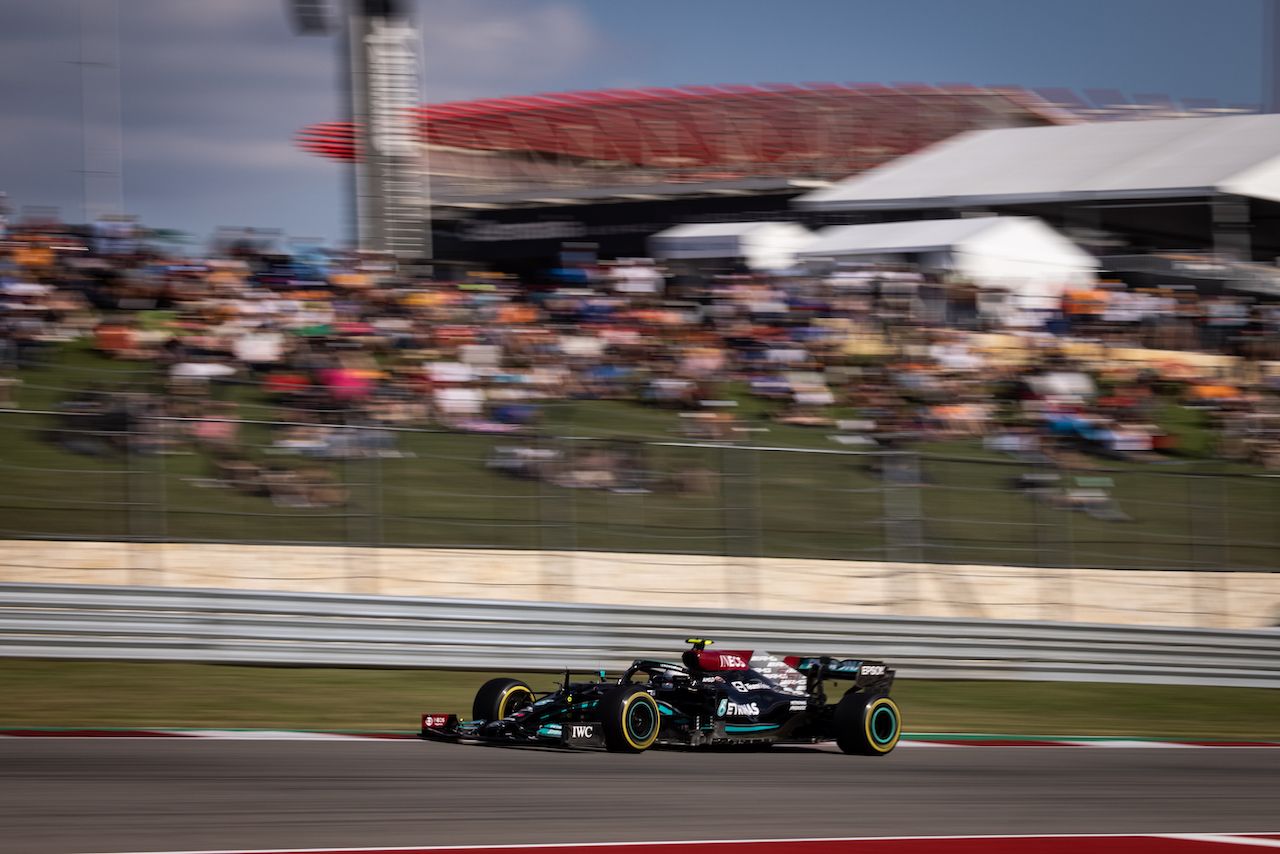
xmin=5 ymin=228 xmax=1280 ymax=497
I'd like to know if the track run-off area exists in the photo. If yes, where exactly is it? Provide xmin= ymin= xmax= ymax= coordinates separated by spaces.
xmin=2 ymin=737 xmax=1279 ymax=854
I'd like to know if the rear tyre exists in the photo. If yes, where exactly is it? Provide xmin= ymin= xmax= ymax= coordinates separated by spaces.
xmin=600 ymin=685 xmax=660 ymax=753
xmin=472 ymin=678 xmax=534 ymax=722
xmin=834 ymin=692 xmax=901 ymax=756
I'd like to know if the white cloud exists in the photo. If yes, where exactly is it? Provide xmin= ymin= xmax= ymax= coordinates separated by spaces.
xmin=417 ymin=0 xmax=607 ymax=100
xmin=0 ymin=0 xmax=616 ymax=239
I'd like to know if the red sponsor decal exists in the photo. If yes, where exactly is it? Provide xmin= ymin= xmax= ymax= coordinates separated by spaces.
xmin=697 ymin=650 xmax=752 ymax=671
xmin=421 ymin=714 xmax=452 ymax=729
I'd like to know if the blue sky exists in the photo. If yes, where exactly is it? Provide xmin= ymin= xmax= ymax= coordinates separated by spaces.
xmin=0 ymin=0 xmax=1269 ymax=246
xmin=587 ymin=0 xmax=1265 ymax=106
xmin=586 ymin=0 xmax=1259 ymax=104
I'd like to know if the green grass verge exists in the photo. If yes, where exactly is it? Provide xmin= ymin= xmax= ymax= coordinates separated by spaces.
xmin=3 ymin=659 xmax=1278 ymax=739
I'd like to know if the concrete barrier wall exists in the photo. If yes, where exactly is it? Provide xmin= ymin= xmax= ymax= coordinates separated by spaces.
xmin=1 ymin=540 xmax=1278 ymax=629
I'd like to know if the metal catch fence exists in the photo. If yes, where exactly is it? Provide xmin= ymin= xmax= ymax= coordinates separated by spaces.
xmin=1 ymin=407 xmax=1278 ymax=573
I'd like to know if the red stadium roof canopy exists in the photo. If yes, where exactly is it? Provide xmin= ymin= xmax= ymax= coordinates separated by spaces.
xmin=296 ymin=83 xmax=1070 ymax=188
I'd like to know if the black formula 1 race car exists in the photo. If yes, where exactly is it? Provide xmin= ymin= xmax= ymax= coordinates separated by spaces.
xmin=420 ymin=639 xmax=901 ymax=755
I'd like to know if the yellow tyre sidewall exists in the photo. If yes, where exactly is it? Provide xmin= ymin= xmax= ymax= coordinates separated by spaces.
xmin=620 ymin=692 xmax=659 ymax=750
xmin=498 ymin=685 xmax=533 ymax=718
xmin=863 ymin=696 xmax=901 ymax=754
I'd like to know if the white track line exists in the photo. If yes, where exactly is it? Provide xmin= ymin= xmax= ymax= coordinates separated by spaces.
xmin=1160 ymin=835 xmax=1280 ymax=848
xmin=1059 ymin=740 xmax=1194 ymax=748
xmin=66 ymin=831 xmax=1280 ymax=854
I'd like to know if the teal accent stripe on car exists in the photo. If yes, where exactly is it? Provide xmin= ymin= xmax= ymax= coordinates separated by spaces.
xmin=725 ymin=724 xmax=780 ymax=732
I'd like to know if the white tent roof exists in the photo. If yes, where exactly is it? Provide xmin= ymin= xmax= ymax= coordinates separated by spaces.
xmin=653 ymin=221 xmax=804 ymax=239
xmin=649 ymin=221 xmax=815 ymax=267
xmin=801 ymin=217 xmax=1027 ymax=256
xmin=799 ymin=216 xmax=1098 ymax=270
xmin=797 ymin=113 xmax=1280 ymax=211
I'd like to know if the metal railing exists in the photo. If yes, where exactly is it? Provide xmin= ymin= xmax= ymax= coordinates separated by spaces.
xmin=3 ymin=582 xmax=1278 ymax=687
xmin=2 ymin=407 xmax=1279 ymax=573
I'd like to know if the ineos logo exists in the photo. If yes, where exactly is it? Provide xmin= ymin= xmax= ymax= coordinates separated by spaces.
xmin=719 ymin=655 xmax=748 ymax=669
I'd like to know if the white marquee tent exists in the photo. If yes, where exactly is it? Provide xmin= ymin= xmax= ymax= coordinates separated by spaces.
xmin=648 ymin=221 xmax=816 ymax=270
xmin=798 ymin=216 xmax=1098 ymax=316
xmin=796 ymin=113 xmax=1280 ymax=211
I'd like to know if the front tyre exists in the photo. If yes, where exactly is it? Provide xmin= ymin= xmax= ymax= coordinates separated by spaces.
xmin=473 ymin=677 xmax=534 ymax=722
xmin=834 ymin=693 xmax=901 ymax=756
xmin=600 ymin=685 xmax=660 ymax=753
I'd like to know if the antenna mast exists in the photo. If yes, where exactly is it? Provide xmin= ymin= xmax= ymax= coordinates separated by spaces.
xmin=78 ymin=0 xmax=124 ymax=224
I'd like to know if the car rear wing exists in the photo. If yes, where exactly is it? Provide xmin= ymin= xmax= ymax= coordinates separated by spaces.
xmin=785 ymin=657 xmax=895 ymax=694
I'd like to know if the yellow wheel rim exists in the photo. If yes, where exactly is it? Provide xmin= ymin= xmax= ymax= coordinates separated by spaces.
xmin=863 ymin=697 xmax=900 ymax=753
xmin=498 ymin=686 xmax=532 ymax=718
xmin=621 ymin=693 xmax=659 ymax=749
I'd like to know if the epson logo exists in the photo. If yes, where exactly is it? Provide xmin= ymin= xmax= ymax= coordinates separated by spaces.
xmin=571 ymin=725 xmax=595 ymax=739
xmin=860 ymin=664 xmax=886 ymax=676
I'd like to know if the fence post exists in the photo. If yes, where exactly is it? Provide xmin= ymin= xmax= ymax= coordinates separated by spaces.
xmin=1189 ymin=473 xmax=1228 ymax=627
xmin=1029 ymin=461 xmax=1072 ymax=621
xmin=125 ymin=418 xmax=166 ymax=585
xmin=1030 ymin=463 xmax=1052 ymax=570
xmin=343 ymin=424 xmax=383 ymax=594
xmin=721 ymin=444 xmax=762 ymax=610
xmin=537 ymin=437 xmax=576 ymax=600
xmin=537 ymin=437 xmax=577 ymax=552
xmin=882 ymin=451 xmax=923 ymax=562
xmin=538 ymin=477 xmax=577 ymax=551
xmin=1053 ymin=480 xmax=1074 ymax=621
xmin=881 ymin=450 xmax=922 ymax=615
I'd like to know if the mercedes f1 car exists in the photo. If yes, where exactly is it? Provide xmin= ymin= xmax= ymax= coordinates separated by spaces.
xmin=420 ymin=639 xmax=901 ymax=755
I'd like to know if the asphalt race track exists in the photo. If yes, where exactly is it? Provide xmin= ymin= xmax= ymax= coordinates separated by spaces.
xmin=2 ymin=739 xmax=1278 ymax=854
